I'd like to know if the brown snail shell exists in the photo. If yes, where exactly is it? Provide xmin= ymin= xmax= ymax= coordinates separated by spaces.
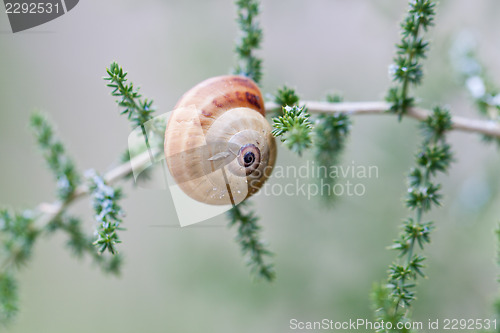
xmin=164 ymin=75 xmax=276 ymax=205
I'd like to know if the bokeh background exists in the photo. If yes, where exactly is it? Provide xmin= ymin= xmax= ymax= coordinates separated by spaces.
xmin=1 ymin=0 xmax=500 ymax=332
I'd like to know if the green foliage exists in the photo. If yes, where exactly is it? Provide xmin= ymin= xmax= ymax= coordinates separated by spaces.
xmin=105 ymin=61 xmax=164 ymax=170
xmin=371 ymin=283 xmax=410 ymax=333
xmin=227 ymin=202 xmax=275 ymax=282
xmin=30 ymin=113 xmax=81 ymax=200
xmin=0 ymin=108 xmax=125 ymax=324
xmin=450 ymin=33 xmax=500 ymax=146
xmin=374 ymin=106 xmax=453 ymax=331
xmin=492 ymin=225 xmax=500 ymax=330
xmin=420 ymin=106 xmax=453 ymax=141
xmin=313 ymin=111 xmax=351 ymax=170
xmin=497 ymin=225 xmax=500 ymax=277
xmin=48 ymin=215 xmax=89 ymax=257
xmin=230 ymin=0 xmax=275 ymax=284
xmin=415 ymin=144 xmax=453 ymax=176
xmin=313 ymin=95 xmax=351 ymax=201
xmin=0 ymin=210 xmax=39 ymax=269
xmin=48 ymin=215 xmax=122 ymax=275
xmin=0 ymin=210 xmax=39 ymax=323
xmin=325 ymin=93 xmax=344 ymax=104
xmin=386 ymin=0 xmax=436 ymax=120
xmin=274 ymin=86 xmax=300 ymax=108
xmin=104 ymin=62 xmax=155 ymax=128
xmin=376 ymin=5 xmax=446 ymax=325
xmin=273 ymin=87 xmax=351 ymax=201
xmin=272 ymin=105 xmax=313 ymax=156
xmin=273 ymin=88 xmax=351 ymax=200
xmin=233 ymin=0 xmax=263 ymax=84
xmin=87 ymin=171 xmax=124 ymax=255
xmin=0 ymin=273 xmax=18 ymax=323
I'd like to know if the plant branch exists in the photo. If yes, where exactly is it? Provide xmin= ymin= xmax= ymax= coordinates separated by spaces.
xmin=265 ymin=101 xmax=500 ymax=138
xmin=26 ymin=100 xmax=499 ymax=243
xmin=32 ymin=100 xmax=500 ymax=232
xmin=35 ymin=150 xmax=154 ymax=230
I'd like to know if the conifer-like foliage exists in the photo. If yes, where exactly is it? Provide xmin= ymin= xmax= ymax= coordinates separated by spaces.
xmin=0 ymin=272 xmax=17 ymax=322
xmin=274 ymin=86 xmax=300 ymax=109
xmin=450 ymin=33 xmax=500 ymax=146
xmin=272 ymin=105 xmax=313 ymax=156
xmin=386 ymin=0 xmax=435 ymax=120
xmin=227 ymin=202 xmax=275 ymax=281
xmin=105 ymin=62 xmax=155 ymax=129
xmin=313 ymin=94 xmax=351 ymax=201
xmin=371 ymin=2 xmax=455 ymax=331
xmin=494 ymin=225 xmax=500 ymax=329
xmin=0 ymin=112 xmax=125 ymax=322
xmin=87 ymin=171 xmax=124 ymax=255
xmin=31 ymin=113 xmax=81 ymax=200
xmin=373 ymin=107 xmax=453 ymax=331
xmin=233 ymin=0 xmax=263 ymax=84
xmin=228 ymin=0 xmax=274 ymax=281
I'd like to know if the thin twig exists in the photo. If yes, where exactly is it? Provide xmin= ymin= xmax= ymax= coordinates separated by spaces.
xmin=34 ymin=101 xmax=500 ymax=230
xmin=265 ymin=101 xmax=500 ymax=138
xmin=35 ymin=150 xmax=153 ymax=229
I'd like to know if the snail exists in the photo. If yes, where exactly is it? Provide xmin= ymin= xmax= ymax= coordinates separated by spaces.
xmin=164 ymin=75 xmax=276 ymax=206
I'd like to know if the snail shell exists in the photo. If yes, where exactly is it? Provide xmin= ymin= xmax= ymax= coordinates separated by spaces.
xmin=164 ymin=75 xmax=276 ymax=205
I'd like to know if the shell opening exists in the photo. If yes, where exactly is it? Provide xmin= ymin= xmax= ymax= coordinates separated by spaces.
xmin=237 ymin=144 xmax=260 ymax=176
xmin=243 ymin=152 xmax=255 ymax=166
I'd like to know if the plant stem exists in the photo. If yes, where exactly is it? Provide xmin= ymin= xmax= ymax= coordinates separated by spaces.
xmin=400 ymin=19 xmax=422 ymax=112
xmin=30 ymin=101 xmax=500 ymax=233
xmin=34 ymin=150 xmax=155 ymax=230
xmin=265 ymin=101 xmax=500 ymax=138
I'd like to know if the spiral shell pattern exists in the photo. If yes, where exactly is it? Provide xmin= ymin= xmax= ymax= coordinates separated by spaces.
xmin=165 ymin=75 xmax=276 ymax=205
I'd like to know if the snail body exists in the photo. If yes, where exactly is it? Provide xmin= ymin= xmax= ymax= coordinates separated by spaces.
xmin=165 ymin=75 xmax=276 ymax=205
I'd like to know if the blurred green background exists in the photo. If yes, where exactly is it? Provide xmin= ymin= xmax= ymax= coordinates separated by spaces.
xmin=1 ymin=0 xmax=500 ymax=332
